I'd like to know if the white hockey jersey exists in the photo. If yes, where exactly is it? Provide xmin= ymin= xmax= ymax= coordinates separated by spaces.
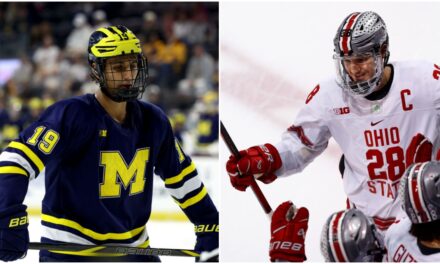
xmin=275 ymin=61 xmax=440 ymax=231
xmin=384 ymin=217 xmax=440 ymax=261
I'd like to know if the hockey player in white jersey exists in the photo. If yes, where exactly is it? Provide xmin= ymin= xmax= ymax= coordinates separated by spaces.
xmin=318 ymin=160 xmax=440 ymax=262
xmin=226 ymin=9 xmax=440 ymax=239
xmin=384 ymin=160 xmax=440 ymax=261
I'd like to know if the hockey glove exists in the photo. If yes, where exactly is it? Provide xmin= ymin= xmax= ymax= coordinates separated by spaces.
xmin=270 ymin=201 xmax=308 ymax=262
xmin=226 ymin=144 xmax=282 ymax=191
xmin=406 ymin=133 xmax=433 ymax=167
xmin=194 ymin=223 xmax=219 ymax=262
xmin=0 ymin=204 xmax=29 ymax=262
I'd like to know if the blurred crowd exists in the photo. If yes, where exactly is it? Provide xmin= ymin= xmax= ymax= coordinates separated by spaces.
xmin=0 ymin=2 xmax=218 ymax=155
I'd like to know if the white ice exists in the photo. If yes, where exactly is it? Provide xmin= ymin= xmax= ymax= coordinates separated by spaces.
xmin=220 ymin=2 xmax=440 ymax=262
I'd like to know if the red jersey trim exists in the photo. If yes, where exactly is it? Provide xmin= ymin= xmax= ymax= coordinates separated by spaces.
xmin=287 ymin=125 xmax=313 ymax=147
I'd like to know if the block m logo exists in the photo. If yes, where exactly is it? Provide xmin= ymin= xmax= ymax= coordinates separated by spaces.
xmin=99 ymin=148 xmax=149 ymax=198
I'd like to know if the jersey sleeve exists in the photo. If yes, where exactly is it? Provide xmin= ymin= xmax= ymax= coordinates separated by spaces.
xmin=0 ymin=101 xmax=88 ymax=210
xmin=275 ymin=85 xmax=331 ymax=176
xmin=154 ymin=118 xmax=218 ymax=226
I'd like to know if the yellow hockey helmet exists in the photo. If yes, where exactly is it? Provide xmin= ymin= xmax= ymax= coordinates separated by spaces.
xmin=88 ymin=25 xmax=149 ymax=102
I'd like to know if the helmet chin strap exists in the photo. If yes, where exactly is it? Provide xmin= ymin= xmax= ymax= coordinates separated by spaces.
xmin=379 ymin=64 xmax=390 ymax=88
xmin=367 ymin=63 xmax=390 ymax=96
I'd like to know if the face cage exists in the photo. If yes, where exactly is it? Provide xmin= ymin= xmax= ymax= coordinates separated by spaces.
xmin=362 ymin=219 xmax=386 ymax=262
xmin=334 ymin=53 xmax=384 ymax=97
xmin=95 ymin=55 xmax=149 ymax=102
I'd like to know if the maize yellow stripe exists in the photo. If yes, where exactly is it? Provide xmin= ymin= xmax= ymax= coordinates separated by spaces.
xmin=42 ymin=214 xmax=145 ymax=241
xmin=49 ymin=239 xmax=150 ymax=257
xmin=29 ymin=209 xmax=189 ymax=222
xmin=138 ymin=239 xmax=150 ymax=248
xmin=183 ymin=250 xmax=200 ymax=257
xmin=8 ymin=141 xmax=44 ymax=172
xmin=0 ymin=166 xmax=28 ymax=177
xmin=165 ymin=162 xmax=196 ymax=185
xmin=175 ymin=187 xmax=207 ymax=209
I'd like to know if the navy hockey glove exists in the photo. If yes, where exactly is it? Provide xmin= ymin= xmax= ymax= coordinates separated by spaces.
xmin=194 ymin=223 xmax=219 ymax=262
xmin=270 ymin=201 xmax=308 ymax=262
xmin=0 ymin=204 xmax=29 ymax=262
xmin=226 ymin=144 xmax=282 ymax=191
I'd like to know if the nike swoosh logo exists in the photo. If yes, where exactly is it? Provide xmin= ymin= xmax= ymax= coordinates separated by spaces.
xmin=371 ymin=120 xmax=384 ymax=126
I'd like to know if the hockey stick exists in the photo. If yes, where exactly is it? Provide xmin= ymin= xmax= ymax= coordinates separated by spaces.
xmin=28 ymin=242 xmax=199 ymax=257
xmin=220 ymin=121 xmax=273 ymax=216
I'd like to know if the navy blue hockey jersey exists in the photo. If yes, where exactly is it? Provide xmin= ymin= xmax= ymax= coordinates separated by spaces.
xmin=0 ymin=94 xmax=218 ymax=259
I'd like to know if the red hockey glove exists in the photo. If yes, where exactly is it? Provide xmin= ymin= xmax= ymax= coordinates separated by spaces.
xmin=269 ymin=201 xmax=308 ymax=262
xmin=406 ymin=133 xmax=432 ymax=167
xmin=226 ymin=144 xmax=282 ymax=191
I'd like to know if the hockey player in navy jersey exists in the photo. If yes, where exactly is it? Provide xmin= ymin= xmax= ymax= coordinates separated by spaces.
xmin=0 ymin=25 xmax=219 ymax=262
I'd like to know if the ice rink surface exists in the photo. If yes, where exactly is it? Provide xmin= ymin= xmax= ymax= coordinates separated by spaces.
xmin=220 ymin=1 xmax=440 ymax=262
